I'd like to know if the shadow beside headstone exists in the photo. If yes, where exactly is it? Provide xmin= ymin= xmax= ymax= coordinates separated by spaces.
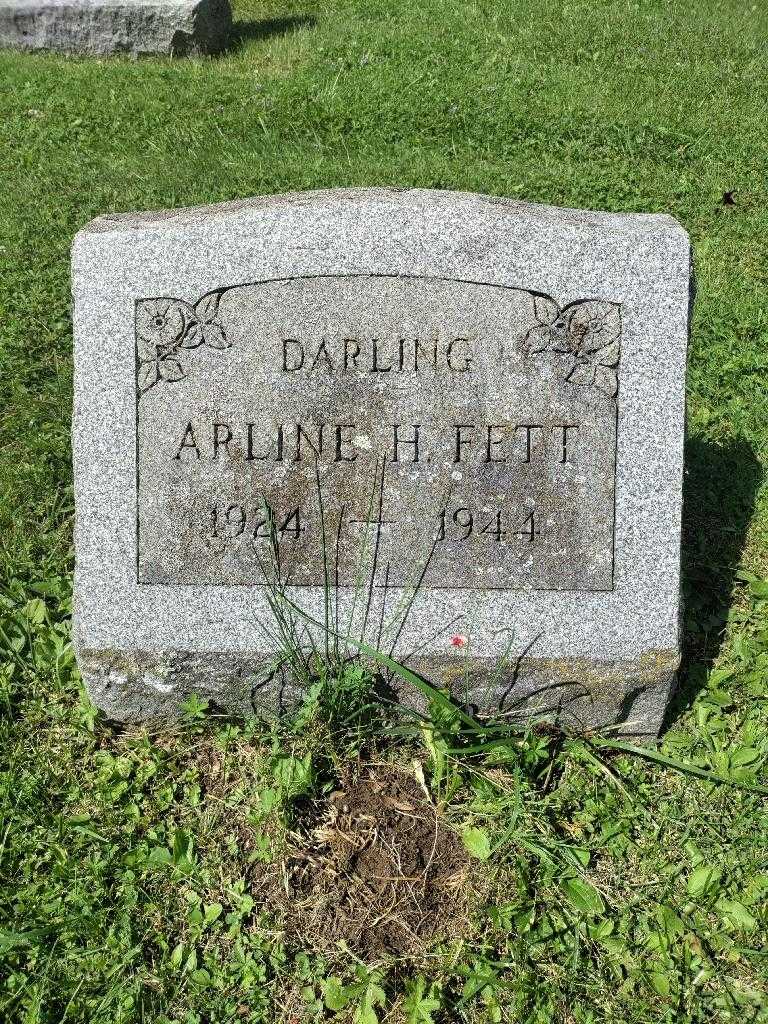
xmin=663 ymin=434 xmax=763 ymax=730
xmin=227 ymin=15 xmax=317 ymax=51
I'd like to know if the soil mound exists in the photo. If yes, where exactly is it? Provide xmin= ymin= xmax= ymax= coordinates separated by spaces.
xmin=284 ymin=766 xmax=470 ymax=958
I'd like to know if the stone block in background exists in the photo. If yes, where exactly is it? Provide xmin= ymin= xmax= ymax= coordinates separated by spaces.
xmin=0 ymin=0 xmax=231 ymax=56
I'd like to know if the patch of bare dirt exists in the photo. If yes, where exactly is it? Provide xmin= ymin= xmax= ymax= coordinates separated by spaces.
xmin=281 ymin=765 xmax=471 ymax=958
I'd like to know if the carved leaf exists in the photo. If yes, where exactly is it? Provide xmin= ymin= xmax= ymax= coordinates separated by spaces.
xmin=195 ymin=291 xmax=222 ymax=323
xmin=533 ymin=294 xmax=559 ymax=326
xmin=180 ymin=322 xmax=203 ymax=349
xmin=202 ymin=323 xmax=230 ymax=350
xmin=159 ymin=357 xmax=186 ymax=383
xmin=595 ymin=339 xmax=620 ymax=367
xmin=138 ymin=360 xmax=160 ymax=392
xmin=593 ymin=365 xmax=618 ymax=398
xmin=565 ymin=360 xmax=597 ymax=386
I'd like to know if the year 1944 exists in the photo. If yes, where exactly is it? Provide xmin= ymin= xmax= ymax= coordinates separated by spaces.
xmin=436 ymin=507 xmax=540 ymax=543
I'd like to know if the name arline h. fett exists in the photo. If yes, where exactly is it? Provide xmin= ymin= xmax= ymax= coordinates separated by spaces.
xmin=172 ymin=421 xmax=582 ymax=465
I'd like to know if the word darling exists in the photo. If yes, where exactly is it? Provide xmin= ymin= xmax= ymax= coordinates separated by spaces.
xmin=173 ymin=420 xmax=582 ymax=464
xmin=282 ymin=335 xmax=475 ymax=372
xmin=280 ymin=336 xmax=475 ymax=373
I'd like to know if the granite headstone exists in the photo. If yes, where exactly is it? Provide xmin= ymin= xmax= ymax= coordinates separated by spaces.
xmin=72 ymin=189 xmax=691 ymax=737
xmin=0 ymin=0 xmax=231 ymax=56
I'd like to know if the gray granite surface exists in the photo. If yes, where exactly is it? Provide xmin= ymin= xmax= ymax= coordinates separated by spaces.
xmin=0 ymin=0 xmax=231 ymax=55
xmin=72 ymin=188 xmax=692 ymax=737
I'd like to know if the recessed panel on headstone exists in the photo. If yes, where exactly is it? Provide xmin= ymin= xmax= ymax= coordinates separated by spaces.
xmin=72 ymin=189 xmax=691 ymax=736
xmin=136 ymin=276 xmax=618 ymax=591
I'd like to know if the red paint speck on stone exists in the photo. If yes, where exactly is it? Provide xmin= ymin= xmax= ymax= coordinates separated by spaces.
xmin=450 ymin=634 xmax=468 ymax=647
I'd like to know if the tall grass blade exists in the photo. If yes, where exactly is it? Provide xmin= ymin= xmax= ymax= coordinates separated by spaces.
xmin=593 ymin=738 xmax=768 ymax=796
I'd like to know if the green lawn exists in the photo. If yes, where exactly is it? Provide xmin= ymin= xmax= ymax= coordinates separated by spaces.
xmin=1 ymin=1 xmax=768 ymax=1021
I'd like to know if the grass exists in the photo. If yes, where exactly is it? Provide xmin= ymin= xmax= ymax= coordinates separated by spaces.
xmin=1 ymin=0 xmax=767 ymax=1020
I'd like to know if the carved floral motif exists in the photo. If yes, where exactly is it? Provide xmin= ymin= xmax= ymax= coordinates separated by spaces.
xmin=522 ymin=296 xmax=621 ymax=399
xmin=136 ymin=291 xmax=229 ymax=396
xmin=135 ymin=285 xmax=620 ymax=401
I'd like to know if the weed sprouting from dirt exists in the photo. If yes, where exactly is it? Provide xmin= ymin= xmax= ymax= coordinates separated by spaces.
xmin=279 ymin=765 xmax=471 ymax=959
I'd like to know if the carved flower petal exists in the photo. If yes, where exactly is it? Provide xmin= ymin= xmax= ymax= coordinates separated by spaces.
xmin=567 ymin=300 xmax=621 ymax=353
xmin=593 ymin=365 xmax=618 ymax=397
xmin=136 ymin=336 xmax=159 ymax=361
xmin=202 ymin=322 xmax=230 ymax=350
xmin=138 ymin=360 xmax=160 ymax=393
xmin=158 ymin=357 xmax=186 ymax=383
xmin=595 ymin=339 xmax=621 ymax=367
xmin=550 ymin=339 xmax=575 ymax=354
xmin=565 ymin=360 xmax=597 ymax=387
xmin=522 ymin=324 xmax=553 ymax=355
xmin=135 ymin=300 xmax=164 ymax=339
xmin=135 ymin=299 xmax=187 ymax=350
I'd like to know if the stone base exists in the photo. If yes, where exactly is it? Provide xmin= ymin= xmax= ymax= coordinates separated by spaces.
xmin=408 ymin=652 xmax=679 ymax=741
xmin=77 ymin=646 xmax=679 ymax=741
xmin=0 ymin=0 xmax=232 ymax=56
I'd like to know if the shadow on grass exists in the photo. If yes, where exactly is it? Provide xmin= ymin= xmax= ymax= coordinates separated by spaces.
xmin=663 ymin=434 xmax=763 ymax=729
xmin=227 ymin=15 xmax=317 ymax=51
